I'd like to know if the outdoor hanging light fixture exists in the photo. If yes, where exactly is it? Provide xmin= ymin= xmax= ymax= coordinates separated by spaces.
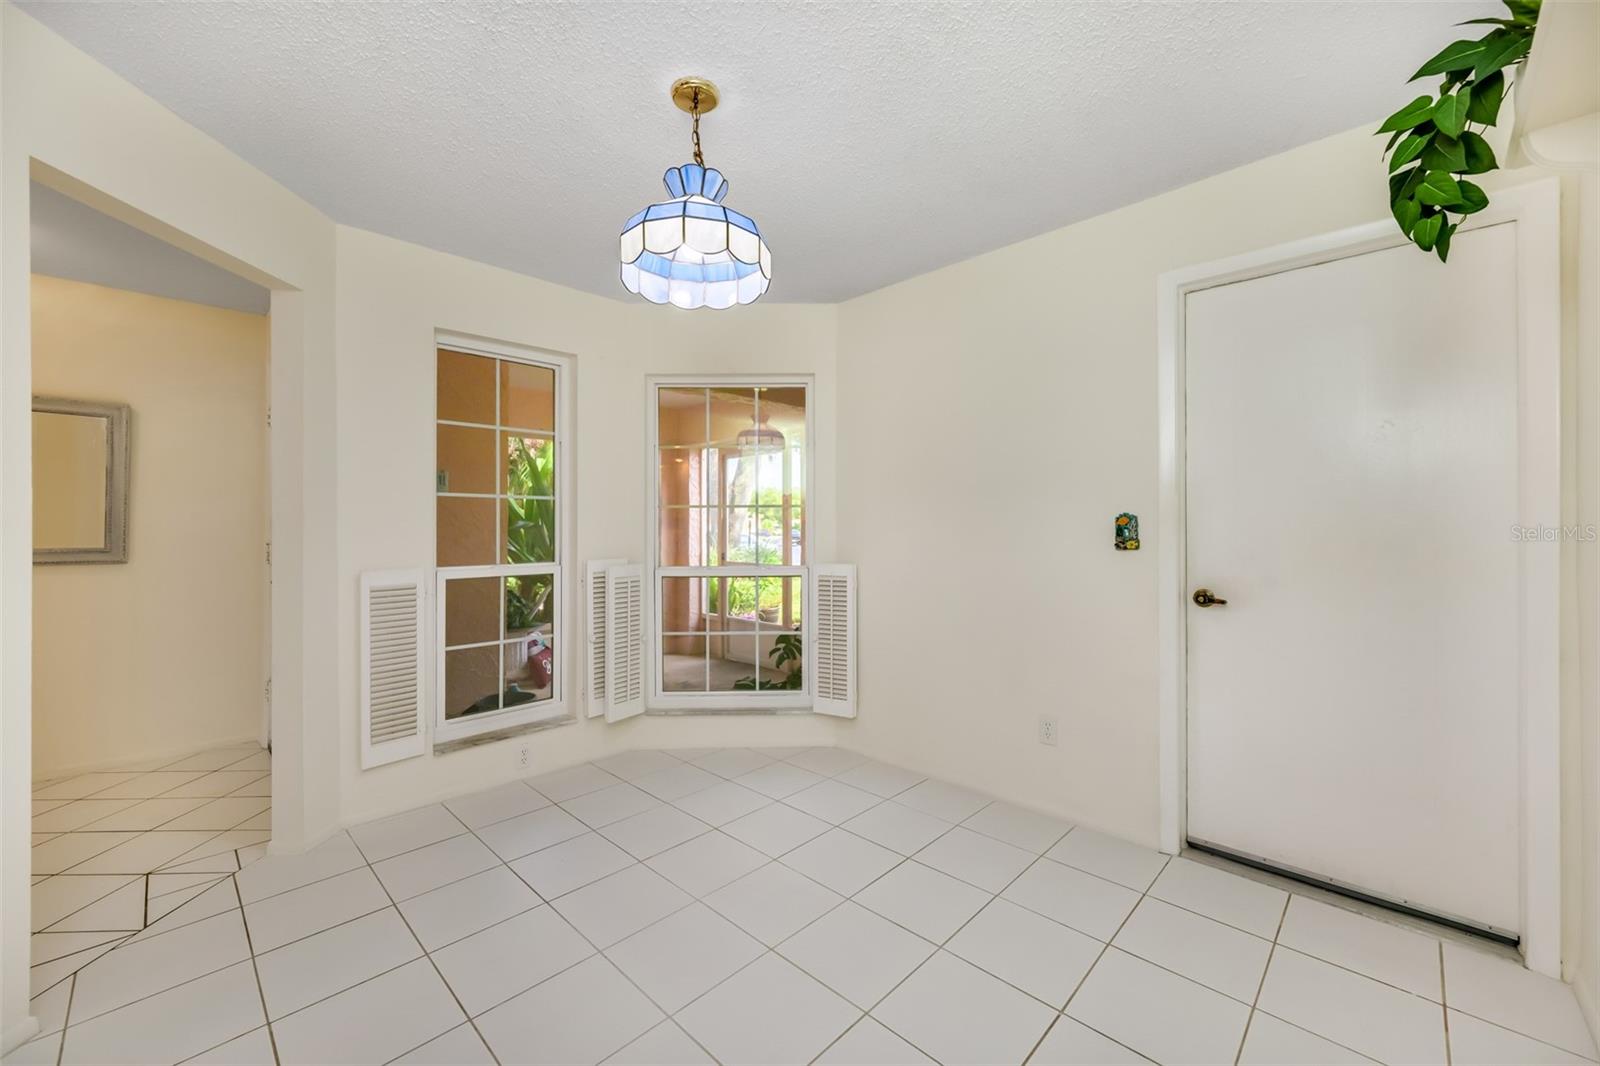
xmin=619 ymin=77 xmax=771 ymax=309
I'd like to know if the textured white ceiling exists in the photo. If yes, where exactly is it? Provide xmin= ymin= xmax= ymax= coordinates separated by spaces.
xmin=22 ymin=1 xmax=1493 ymax=303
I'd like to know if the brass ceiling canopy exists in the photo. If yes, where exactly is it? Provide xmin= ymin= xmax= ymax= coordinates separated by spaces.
xmin=670 ymin=76 xmax=720 ymax=115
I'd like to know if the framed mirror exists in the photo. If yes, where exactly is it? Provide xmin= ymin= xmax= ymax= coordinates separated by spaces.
xmin=33 ymin=396 xmax=131 ymax=564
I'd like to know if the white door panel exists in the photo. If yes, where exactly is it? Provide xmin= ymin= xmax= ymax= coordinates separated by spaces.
xmin=1185 ymin=223 xmax=1521 ymax=933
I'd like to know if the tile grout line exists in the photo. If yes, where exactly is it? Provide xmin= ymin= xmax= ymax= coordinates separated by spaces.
xmin=1232 ymin=891 xmax=1290 ymax=1065
xmin=51 ymin=972 xmax=76 ymax=1066
xmin=230 ymin=873 xmax=283 ymax=1066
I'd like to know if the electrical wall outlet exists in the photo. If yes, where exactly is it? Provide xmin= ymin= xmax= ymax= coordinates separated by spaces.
xmin=518 ymin=745 xmax=530 ymax=769
xmin=1038 ymin=716 xmax=1059 ymax=746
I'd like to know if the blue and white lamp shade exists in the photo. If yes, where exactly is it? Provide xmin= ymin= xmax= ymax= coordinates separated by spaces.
xmin=620 ymin=163 xmax=771 ymax=309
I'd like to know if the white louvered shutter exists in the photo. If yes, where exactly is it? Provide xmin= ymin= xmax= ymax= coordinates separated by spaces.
xmin=586 ymin=559 xmax=625 ymax=718
xmin=360 ymin=570 xmax=427 ymax=767
xmin=809 ymin=564 xmax=857 ymax=718
xmin=604 ymin=564 xmax=645 ymax=721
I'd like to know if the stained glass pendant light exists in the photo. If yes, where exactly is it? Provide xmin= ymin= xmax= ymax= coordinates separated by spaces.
xmin=620 ymin=77 xmax=771 ymax=309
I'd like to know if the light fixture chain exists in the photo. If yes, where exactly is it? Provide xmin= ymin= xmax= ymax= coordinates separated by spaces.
xmin=691 ymin=89 xmax=704 ymax=167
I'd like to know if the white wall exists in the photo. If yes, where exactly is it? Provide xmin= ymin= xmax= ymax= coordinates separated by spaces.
xmin=834 ymin=126 xmax=1598 ymax=987
xmin=1 ymin=5 xmax=338 ymax=1048
xmin=31 ymin=276 xmax=267 ymax=778
xmin=333 ymin=226 xmax=845 ymax=824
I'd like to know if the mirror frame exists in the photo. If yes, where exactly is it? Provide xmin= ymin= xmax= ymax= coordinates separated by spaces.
xmin=33 ymin=396 xmax=131 ymax=565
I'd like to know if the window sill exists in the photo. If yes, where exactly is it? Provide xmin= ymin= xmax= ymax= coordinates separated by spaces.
xmin=645 ymin=705 xmax=816 ymax=717
xmin=432 ymin=710 xmax=575 ymax=756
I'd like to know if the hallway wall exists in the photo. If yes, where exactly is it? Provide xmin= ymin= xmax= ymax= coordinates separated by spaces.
xmin=31 ymin=276 xmax=267 ymax=778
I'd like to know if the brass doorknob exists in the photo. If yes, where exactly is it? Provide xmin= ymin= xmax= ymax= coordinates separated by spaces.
xmin=1192 ymin=588 xmax=1228 ymax=607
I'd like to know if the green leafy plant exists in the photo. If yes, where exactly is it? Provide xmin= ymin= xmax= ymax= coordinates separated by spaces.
xmin=1379 ymin=0 xmax=1539 ymax=261
xmin=505 ymin=436 xmax=554 ymax=631
xmin=733 ymin=631 xmax=803 ymax=691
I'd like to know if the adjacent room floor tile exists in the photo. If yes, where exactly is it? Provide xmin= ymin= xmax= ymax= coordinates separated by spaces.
xmin=1442 ymin=941 xmax=1598 ymax=1058
xmin=164 ymin=771 xmax=269 ymax=799
xmin=157 ymin=796 xmax=271 ymax=832
xmin=1113 ymin=896 xmax=1273 ymax=1003
xmin=874 ymin=950 xmax=1057 ymax=1066
xmin=511 ymin=831 xmax=636 ymax=900
xmin=431 ymin=904 xmax=595 ymax=1015
xmin=32 ymin=799 xmax=143 ymax=833
xmin=1257 ymin=946 xmax=1447 ymax=1064
xmin=551 ymin=863 xmax=692 ymax=947
xmin=255 ymin=907 xmax=422 ymax=1018
xmin=269 ymin=957 xmax=464 ymax=1066
xmin=946 ymin=897 xmax=1102 ymax=1008
xmin=676 ymin=953 xmax=859 ymax=1066
xmin=854 ymin=860 xmax=991 ymax=943
xmin=60 ymin=960 xmax=264 ymax=1066
xmin=781 ymin=827 xmax=901 ymax=896
xmin=34 ymin=773 xmax=144 ymax=800
xmin=399 ymin=865 xmax=542 ymax=951
xmin=1001 ymin=856 xmax=1140 ymax=941
xmin=704 ymin=861 xmax=843 ymax=946
xmin=1047 ymin=828 xmax=1169 ymax=892
xmin=843 ymin=801 xmax=952 ymax=856
xmin=1148 ymin=856 xmax=1288 ymax=939
xmin=45 ymin=879 xmax=146 ymax=932
xmin=1278 ymin=895 xmax=1441 ymax=1000
xmin=475 ymin=955 xmax=664 ymax=1065
xmin=89 ymin=772 xmax=211 ymax=800
xmin=70 ymin=910 xmax=250 ymax=1022
xmin=607 ymin=902 xmax=765 ymax=1012
xmin=1066 ymin=947 xmax=1251 ymax=1066
xmin=777 ymin=900 xmax=935 ymax=1010
xmin=31 ymin=832 xmax=142 ymax=875
xmin=646 ymin=830 xmax=767 ymax=898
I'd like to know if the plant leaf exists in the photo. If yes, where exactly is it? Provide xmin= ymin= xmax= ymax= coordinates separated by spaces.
xmin=1378 ymin=95 xmax=1437 ymax=133
xmin=1457 ymin=17 xmax=1518 ymax=27
xmin=1435 ymin=221 xmax=1458 ymax=262
xmin=1460 ymin=131 xmax=1498 ymax=173
xmin=1473 ymin=29 xmax=1531 ymax=80
xmin=1389 ymin=165 xmax=1425 ymax=206
xmin=1457 ymin=179 xmax=1490 ymax=214
xmin=1393 ymin=196 xmax=1423 ymax=237
xmin=1465 ymin=70 xmax=1505 ymax=124
xmin=1410 ymin=38 xmax=1486 ymax=80
xmin=1421 ymin=134 xmax=1467 ymax=172
xmin=1412 ymin=213 xmax=1444 ymax=251
xmin=1433 ymin=89 xmax=1471 ymax=137
xmin=1388 ymin=132 xmax=1431 ymax=173
xmin=1417 ymin=171 xmax=1464 ymax=206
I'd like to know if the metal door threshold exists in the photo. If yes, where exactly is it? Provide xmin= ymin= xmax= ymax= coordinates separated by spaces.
xmin=1185 ymin=838 xmax=1520 ymax=948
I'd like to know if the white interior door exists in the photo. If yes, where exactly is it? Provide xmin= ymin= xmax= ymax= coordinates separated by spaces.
xmin=1185 ymin=223 xmax=1522 ymax=935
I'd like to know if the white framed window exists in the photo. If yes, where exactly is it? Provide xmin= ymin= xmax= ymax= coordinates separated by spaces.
xmin=648 ymin=377 xmax=811 ymax=710
xmin=434 ymin=335 xmax=571 ymax=742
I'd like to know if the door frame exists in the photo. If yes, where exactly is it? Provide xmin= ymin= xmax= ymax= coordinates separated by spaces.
xmin=1155 ymin=178 xmax=1562 ymax=976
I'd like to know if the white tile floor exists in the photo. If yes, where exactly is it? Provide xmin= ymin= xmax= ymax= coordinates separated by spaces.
xmin=10 ymin=744 xmax=1597 ymax=1066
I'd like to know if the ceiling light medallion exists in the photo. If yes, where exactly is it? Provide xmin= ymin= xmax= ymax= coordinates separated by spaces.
xmin=619 ymin=77 xmax=771 ymax=309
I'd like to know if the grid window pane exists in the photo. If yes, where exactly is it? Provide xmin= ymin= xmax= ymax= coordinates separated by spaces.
xmin=658 ymin=388 xmax=708 ymax=447
xmin=504 ymin=635 xmax=554 ymax=706
xmin=445 ymin=645 xmax=501 ymax=721
xmin=437 ymin=497 xmax=497 ymax=567
xmin=505 ymin=573 xmax=554 ymax=634
xmin=660 ymin=577 xmax=709 ymax=632
xmin=437 ymin=425 xmax=496 ymax=495
xmin=503 ymin=498 xmax=556 ymax=565
xmin=709 ymin=633 xmax=760 ymax=692
xmin=661 ymin=635 xmax=708 ymax=692
xmin=500 ymin=361 xmax=555 ymax=432
xmin=659 ymin=447 xmax=708 ymax=507
xmin=445 ymin=577 xmax=500 ymax=647
xmin=660 ymin=506 xmax=716 ymax=567
xmin=438 ymin=349 xmax=496 ymax=425
xmin=504 ymin=433 xmax=554 ymax=498
xmin=756 ymin=629 xmax=803 ymax=691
